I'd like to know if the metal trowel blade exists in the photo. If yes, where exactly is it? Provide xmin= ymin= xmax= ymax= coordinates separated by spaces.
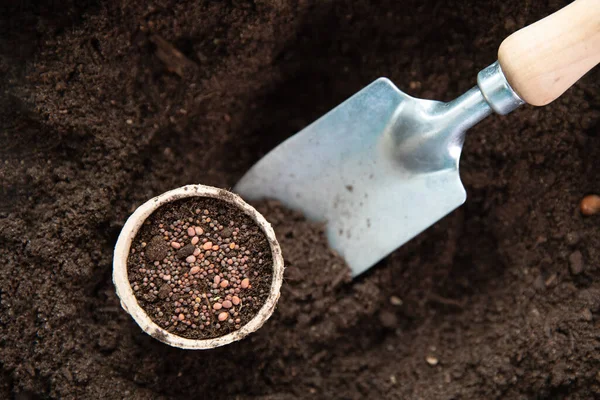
xmin=235 ymin=78 xmax=467 ymax=276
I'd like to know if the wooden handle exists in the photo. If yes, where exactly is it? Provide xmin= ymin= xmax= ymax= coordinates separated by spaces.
xmin=498 ymin=0 xmax=600 ymax=106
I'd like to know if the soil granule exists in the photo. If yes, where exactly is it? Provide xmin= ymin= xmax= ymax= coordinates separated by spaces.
xmin=126 ymin=196 xmax=273 ymax=340
xmin=1 ymin=0 xmax=599 ymax=399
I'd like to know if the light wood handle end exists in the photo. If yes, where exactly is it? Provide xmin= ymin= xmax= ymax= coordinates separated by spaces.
xmin=498 ymin=0 xmax=600 ymax=106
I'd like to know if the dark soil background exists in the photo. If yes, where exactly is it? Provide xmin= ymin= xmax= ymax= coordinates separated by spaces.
xmin=1 ymin=0 xmax=599 ymax=399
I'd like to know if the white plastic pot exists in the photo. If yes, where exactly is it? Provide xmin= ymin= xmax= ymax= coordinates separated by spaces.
xmin=113 ymin=184 xmax=284 ymax=350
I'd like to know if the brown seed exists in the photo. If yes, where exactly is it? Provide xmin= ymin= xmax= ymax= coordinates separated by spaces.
xmin=178 ymin=313 xmax=185 ymax=321
xmin=190 ymin=266 xmax=200 ymax=275
xmin=186 ymin=255 xmax=196 ymax=263
xmin=220 ymin=280 xmax=229 ymax=288
xmin=203 ymin=241 xmax=213 ymax=250
xmin=213 ymin=303 xmax=222 ymax=310
xmin=187 ymin=227 xmax=196 ymax=237
xmin=580 ymin=194 xmax=600 ymax=216
xmin=241 ymin=278 xmax=250 ymax=289
xmin=191 ymin=236 xmax=199 ymax=245
xmin=222 ymin=300 xmax=232 ymax=309
xmin=218 ymin=312 xmax=228 ymax=322
xmin=232 ymin=296 xmax=240 ymax=305
xmin=171 ymin=242 xmax=181 ymax=249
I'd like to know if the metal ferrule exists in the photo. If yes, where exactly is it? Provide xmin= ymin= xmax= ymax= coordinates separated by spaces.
xmin=477 ymin=61 xmax=525 ymax=115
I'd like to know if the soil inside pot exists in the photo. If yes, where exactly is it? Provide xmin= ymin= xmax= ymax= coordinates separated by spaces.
xmin=127 ymin=196 xmax=273 ymax=340
xmin=1 ymin=0 xmax=599 ymax=399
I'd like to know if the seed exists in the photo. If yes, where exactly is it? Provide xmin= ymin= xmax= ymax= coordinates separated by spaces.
xmin=218 ymin=312 xmax=228 ymax=322
xmin=241 ymin=278 xmax=250 ymax=289
xmin=191 ymin=236 xmax=199 ymax=245
xmin=222 ymin=300 xmax=232 ymax=308
xmin=232 ymin=296 xmax=240 ymax=305
xmin=580 ymin=194 xmax=600 ymax=216
xmin=203 ymin=242 xmax=213 ymax=250
xmin=220 ymin=280 xmax=229 ymax=288
xmin=186 ymin=255 xmax=196 ymax=263
xmin=171 ymin=242 xmax=181 ymax=249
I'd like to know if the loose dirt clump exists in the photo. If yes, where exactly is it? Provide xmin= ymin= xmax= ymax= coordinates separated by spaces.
xmin=0 ymin=0 xmax=599 ymax=399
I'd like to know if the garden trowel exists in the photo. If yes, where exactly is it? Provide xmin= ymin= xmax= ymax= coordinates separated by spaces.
xmin=235 ymin=0 xmax=600 ymax=276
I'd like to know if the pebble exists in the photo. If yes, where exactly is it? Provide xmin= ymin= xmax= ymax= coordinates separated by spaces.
xmin=195 ymin=227 xmax=204 ymax=235
xmin=222 ymin=300 xmax=232 ymax=309
xmin=193 ymin=248 xmax=201 ymax=256
xmin=218 ymin=312 xmax=228 ymax=322
xmin=162 ymin=275 xmax=171 ymax=281
xmin=389 ymin=296 xmax=403 ymax=306
xmin=186 ymin=255 xmax=197 ymax=263
xmin=580 ymin=194 xmax=600 ymax=216
xmin=190 ymin=266 xmax=200 ymax=275
xmin=171 ymin=242 xmax=181 ymax=249
xmin=241 ymin=278 xmax=250 ymax=289
xmin=213 ymin=303 xmax=222 ymax=310
xmin=187 ymin=227 xmax=196 ymax=236
xmin=191 ymin=236 xmax=199 ymax=245
xmin=220 ymin=280 xmax=229 ymax=288
xmin=203 ymin=241 xmax=213 ymax=250
xmin=569 ymin=250 xmax=584 ymax=275
xmin=426 ymin=356 xmax=439 ymax=366
xmin=178 ymin=313 xmax=185 ymax=321
xmin=214 ymin=276 xmax=221 ymax=284
xmin=232 ymin=296 xmax=240 ymax=305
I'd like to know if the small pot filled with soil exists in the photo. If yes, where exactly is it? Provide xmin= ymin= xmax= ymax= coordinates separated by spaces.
xmin=113 ymin=185 xmax=284 ymax=350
